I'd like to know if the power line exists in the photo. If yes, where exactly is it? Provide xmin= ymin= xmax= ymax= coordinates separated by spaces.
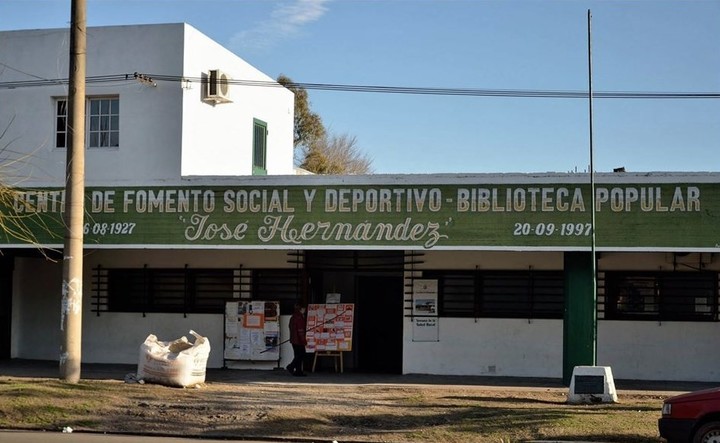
xmin=0 ymin=72 xmax=718 ymax=100
xmin=0 ymin=74 xmax=129 ymax=89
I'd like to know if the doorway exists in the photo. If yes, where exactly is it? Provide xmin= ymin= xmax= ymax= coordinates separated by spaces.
xmin=304 ymin=250 xmax=406 ymax=374
xmin=0 ymin=255 xmax=13 ymax=358
xmin=356 ymin=275 xmax=404 ymax=373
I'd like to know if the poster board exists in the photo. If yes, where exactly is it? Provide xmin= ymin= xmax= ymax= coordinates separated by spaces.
xmin=224 ymin=301 xmax=280 ymax=361
xmin=412 ymin=279 xmax=439 ymax=342
xmin=306 ymin=303 xmax=355 ymax=352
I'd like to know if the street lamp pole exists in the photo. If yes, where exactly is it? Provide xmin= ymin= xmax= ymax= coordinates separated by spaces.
xmin=587 ymin=9 xmax=598 ymax=365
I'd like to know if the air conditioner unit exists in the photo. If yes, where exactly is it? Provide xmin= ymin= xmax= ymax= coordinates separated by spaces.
xmin=205 ymin=69 xmax=231 ymax=103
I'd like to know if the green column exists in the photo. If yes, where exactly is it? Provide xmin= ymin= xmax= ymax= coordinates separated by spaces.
xmin=563 ymin=251 xmax=597 ymax=385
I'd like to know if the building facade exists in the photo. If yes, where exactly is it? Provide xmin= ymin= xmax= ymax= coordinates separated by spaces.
xmin=0 ymin=23 xmax=295 ymax=183
xmin=1 ymin=25 xmax=719 ymax=383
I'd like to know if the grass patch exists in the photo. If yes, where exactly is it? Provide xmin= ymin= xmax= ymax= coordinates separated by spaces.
xmin=0 ymin=379 xmax=118 ymax=429
xmin=0 ymin=377 xmax=669 ymax=442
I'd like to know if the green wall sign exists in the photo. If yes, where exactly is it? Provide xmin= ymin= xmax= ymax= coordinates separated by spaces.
xmin=3 ymin=182 xmax=719 ymax=250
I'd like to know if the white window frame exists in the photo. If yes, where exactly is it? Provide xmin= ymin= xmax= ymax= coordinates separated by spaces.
xmin=55 ymin=96 xmax=120 ymax=149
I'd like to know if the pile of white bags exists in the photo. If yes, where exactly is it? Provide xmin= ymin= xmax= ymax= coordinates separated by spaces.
xmin=137 ymin=330 xmax=211 ymax=388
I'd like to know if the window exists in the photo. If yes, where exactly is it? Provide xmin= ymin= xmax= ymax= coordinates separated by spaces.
xmin=436 ymin=272 xmax=477 ymax=317
xmin=424 ymin=270 xmax=564 ymax=319
xmin=481 ymin=271 xmax=564 ymax=318
xmin=55 ymin=97 xmax=119 ymax=149
xmin=252 ymin=119 xmax=267 ymax=175
xmin=55 ymin=100 xmax=68 ymax=148
xmin=102 ymin=267 xmax=302 ymax=315
xmin=604 ymin=272 xmax=718 ymax=321
xmin=88 ymin=98 xmax=120 ymax=148
xmin=252 ymin=269 xmax=302 ymax=315
xmin=107 ymin=268 xmax=234 ymax=313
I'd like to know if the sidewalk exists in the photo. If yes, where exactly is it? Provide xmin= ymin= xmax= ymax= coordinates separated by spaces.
xmin=0 ymin=358 xmax=716 ymax=394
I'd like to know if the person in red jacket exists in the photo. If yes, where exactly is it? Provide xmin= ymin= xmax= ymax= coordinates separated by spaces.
xmin=286 ymin=303 xmax=307 ymax=376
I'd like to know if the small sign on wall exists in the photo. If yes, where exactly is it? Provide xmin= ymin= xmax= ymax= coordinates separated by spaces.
xmin=412 ymin=279 xmax=439 ymax=342
xmin=413 ymin=317 xmax=439 ymax=342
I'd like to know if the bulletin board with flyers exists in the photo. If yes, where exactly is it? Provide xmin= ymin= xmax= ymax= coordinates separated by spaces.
xmin=224 ymin=301 xmax=280 ymax=362
xmin=306 ymin=303 xmax=355 ymax=353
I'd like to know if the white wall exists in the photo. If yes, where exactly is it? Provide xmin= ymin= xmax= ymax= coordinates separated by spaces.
xmin=421 ymin=250 xmax=564 ymax=270
xmin=403 ymin=318 xmax=563 ymax=377
xmin=598 ymin=321 xmax=720 ymax=382
xmin=408 ymin=250 xmax=720 ymax=381
xmin=84 ymin=249 xmax=296 ymax=367
xmin=598 ymin=251 xmax=717 ymax=272
xmin=594 ymin=252 xmax=720 ymax=382
xmin=11 ymin=248 xmax=720 ymax=380
xmin=86 ymin=248 xmax=293 ymax=268
xmin=180 ymin=24 xmax=294 ymax=177
xmin=406 ymin=251 xmax=564 ymax=377
xmin=11 ymin=249 xmax=298 ymax=368
xmin=0 ymin=25 xmax=185 ymax=185
xmin=11 ymin=257 xmax=62 ymax=359
xmin=0 ymin=23 xmax=294 ymax=187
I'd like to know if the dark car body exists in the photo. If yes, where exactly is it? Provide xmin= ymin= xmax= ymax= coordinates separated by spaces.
xmin=660 ymin=387 xmax=720 ymax=443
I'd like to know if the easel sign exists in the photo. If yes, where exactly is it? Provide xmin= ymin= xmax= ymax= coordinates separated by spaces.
xmin=412 ymin=279 xmax=439 ymax=342
xmin=306 ymin=303 xmax=354 ymax=352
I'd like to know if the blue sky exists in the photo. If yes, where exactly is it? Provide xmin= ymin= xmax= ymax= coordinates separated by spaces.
xmin=1 ymin=0 xmax=718 ymax=174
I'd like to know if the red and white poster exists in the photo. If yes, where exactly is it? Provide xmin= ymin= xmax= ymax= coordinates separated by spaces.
xmin=306 ymin=303 xmax=354 ymax=352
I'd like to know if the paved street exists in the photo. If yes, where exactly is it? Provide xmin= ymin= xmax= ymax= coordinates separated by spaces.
xmin=0 ymin=431 xmax=295 ymax=443
xmin=0 ymin=431 xmax=609 ymax=443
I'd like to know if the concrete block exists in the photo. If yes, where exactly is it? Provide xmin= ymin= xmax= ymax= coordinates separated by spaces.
xmin=567 ymin=365 xmax=618 ymax=404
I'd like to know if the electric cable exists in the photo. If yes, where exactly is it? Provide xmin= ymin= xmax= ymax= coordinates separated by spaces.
xmin=0 ymin=71 xmax=718 ymax=100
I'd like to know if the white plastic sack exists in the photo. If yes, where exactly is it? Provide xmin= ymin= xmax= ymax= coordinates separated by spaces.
xmin=137 ymin=330 xmax=211 ymax=388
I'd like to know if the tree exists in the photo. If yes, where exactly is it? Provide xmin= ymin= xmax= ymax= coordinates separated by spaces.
xmin=277 ymin=74 xmax=373 ymax=174
xmin=276 ymin=74 xmax=326 ymax=153
xmin=300 ymin=134 xmax=373 ymax=175
xmin=0 ymin=118 xmax=59 ymax=254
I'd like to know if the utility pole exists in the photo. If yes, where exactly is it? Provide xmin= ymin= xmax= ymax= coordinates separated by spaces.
xmin=60 ymin=0 xmax=87 ymax=383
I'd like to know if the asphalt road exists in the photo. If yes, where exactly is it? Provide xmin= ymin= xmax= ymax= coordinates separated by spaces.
xmin=0 ymin=431 xmax=301 ymax=443
xmin=0 ymin=431 xmax=609 ymax=443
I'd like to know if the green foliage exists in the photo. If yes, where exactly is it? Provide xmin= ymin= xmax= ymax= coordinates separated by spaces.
xmin=277 ymin=74 xmax=326 ymax=151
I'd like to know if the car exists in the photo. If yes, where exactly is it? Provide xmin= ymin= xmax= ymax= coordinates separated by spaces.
xmin=660 ymin=387 xmax=720 ymax=443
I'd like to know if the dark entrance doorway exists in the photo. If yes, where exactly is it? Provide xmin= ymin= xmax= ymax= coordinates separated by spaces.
xmin=357 ymin=275 xmax=403 ymax=373
xmin=304 ymin=250 xmax=405 ymax=374
xmin=0 ymin=255 xmax=13 ymax=358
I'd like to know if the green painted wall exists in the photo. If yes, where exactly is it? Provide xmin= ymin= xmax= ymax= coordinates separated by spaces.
xmin=2 ymin=182 xmax=718 ymax=249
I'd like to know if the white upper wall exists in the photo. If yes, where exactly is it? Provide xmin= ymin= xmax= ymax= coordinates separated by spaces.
xmin=180 ymin=24 xmax=294 ymax=176
xmin=0 ymin=23 xmax=294 ymax=187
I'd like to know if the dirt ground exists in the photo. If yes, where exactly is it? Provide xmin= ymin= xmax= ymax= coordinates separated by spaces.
xmin=0 ymin=367 xmax=680 ymax=443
